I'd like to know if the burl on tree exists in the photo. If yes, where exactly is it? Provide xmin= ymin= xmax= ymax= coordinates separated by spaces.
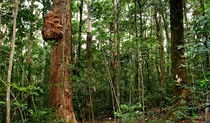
xmin=42 ymin=11 xmax=63 ymax=41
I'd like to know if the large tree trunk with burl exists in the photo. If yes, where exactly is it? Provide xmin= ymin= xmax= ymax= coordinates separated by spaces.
xmin=42 ymin=0 xmax=77 ymax=122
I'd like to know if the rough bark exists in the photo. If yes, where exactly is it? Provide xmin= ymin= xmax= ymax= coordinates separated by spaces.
xmin=6 ymin=0 xmax=19 ymax=123
xmin=42 ymin=0 xmax=77 ymax=122
xmin=170 ymin=0 xmax=189 ymax=105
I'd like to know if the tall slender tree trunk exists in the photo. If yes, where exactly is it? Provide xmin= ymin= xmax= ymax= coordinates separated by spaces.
xmin=170 ymin=0 xmax=189 ymax=105
xmin=154 ymin=6 xmax=166 ymax=87
xmin=27 ymin=30 xmax=33 ymax=121
xmin=85 ymin=32 xmax=93 ymax=122
xmin=27 ymin=2 xmax=35 ymax=121
xmin=78 ymin=0 xmax=83 ymax=76
xmin=159 ymin=3 xmax=169 ymax=45
xmin=111 ymin=0 xmax=120 ymax=117
xmin=85 ymin=0 xmax=94 ymax=122
xmin=183 ymin=0 xmax=189 ymax=30
xmin=137 ymin=1 xmax=145 ymax=121
xmin=134 ymin=0 xmax=140 ymax=102
xmin=42 ymin=0 xmax=77 ymax=122
xmin=7 ymin=0 xmax=19 ymax=123
xmin=159 ymin=0 xmax=170 ymax=77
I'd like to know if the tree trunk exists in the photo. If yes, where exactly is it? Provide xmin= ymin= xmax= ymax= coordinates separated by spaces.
xmin=154 ymin=6 xmax=166 ymax=87
xmin=78 ymin=0 xmax=83 ymax=77
xmin=85 ymin=0 xmax=95 ymax=122
xmin=183 ymin=0 xmax=189 ymax=30
xmin=134 ymin=0 xmax=140 ymax=102
xmin=6 ymin=0 xmax=19 ymax=123
xmin=112 ymin=0 xmax=120 ymax=118
xmin=159 ymin=0 xmax=170 ymax=76
xmin=170 ymin=0 xmax=189 ymax=105
xmin=159 ymin=3 xmax=169 ymax=45
xmin=137 ymin=0 xmax=145 ymax=120
xmin=27 ymin=2 xmax=35 ymax=121
xmin=27 ymin=31 xmax=33 ymax=121
xmin=42 ymin=0 xmax=77 ymax=122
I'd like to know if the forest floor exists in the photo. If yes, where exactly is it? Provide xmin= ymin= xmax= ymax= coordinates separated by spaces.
xmin=89 ymin=106 xmax=208 ymax=123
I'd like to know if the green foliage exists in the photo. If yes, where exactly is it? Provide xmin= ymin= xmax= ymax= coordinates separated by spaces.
xmin=0 ymin=0 xmax=52 ymax=122
xmin=173 ymin=106 xmax=188 ymax=121
xmin=115 ymin=103 xmax=142 ymax=123
xmin=11 ymin=83 xmax=44 ymax=96
xmin=0 ymin=0 xmax=209 ymax=122
xmin=184 ymin=2 xmax=210 ymax=112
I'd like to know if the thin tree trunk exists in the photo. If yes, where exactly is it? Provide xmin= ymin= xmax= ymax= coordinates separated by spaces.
xmin=140 ymin=62 xmax=145 ymax=122
xmin=183 ymin=0 xmax=189 ymax=30
xmin=112 ymin=0 xmax=120 ymax=119
xmin=7 ymin=0 xmax=19 ymax=122
xmin=27 ymin=2 xmax=35 ymax=121
xmin=200 ymin=0 xmax=205 ymax=17
xmin=127 ymin=3 xmax=132 ymax=105
xmin=27 ymin=32 xmax=33 ymax=121
xmin=85 ymin=0 xmax=95 ymax=122
xmin=154 ymin=6 xmax=166 ymax=87
xmin=159 ymin=0 xmax=170 ymax=76
xmin=160 ymin=11 xmax=169 ymax=45
xmin=134 ymin=0 xmax=140 ymax=102
xmin=137 ymin=1 xmax=145 ymax=121
xmin=78 ymin=0 xmax=83 ymax=76
xmin=159 ymin=0 xmax=170 ymax=44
